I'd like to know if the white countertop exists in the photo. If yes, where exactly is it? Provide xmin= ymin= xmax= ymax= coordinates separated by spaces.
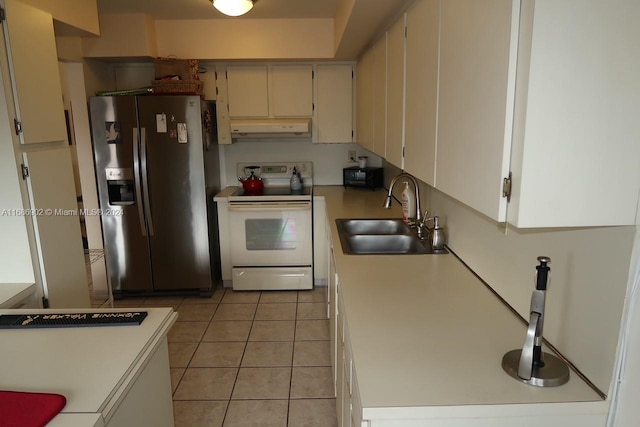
xmin=0 ymin=283 xmax=37 ymax=308
xmin=213 ymin=186 xmax=238 ymax=200
xmin=315 ymin=186 xmax=604 ymax=412
xmin=0 ymin=307 xmax=176 ymax=419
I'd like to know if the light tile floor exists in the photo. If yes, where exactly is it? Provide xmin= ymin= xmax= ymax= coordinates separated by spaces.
xmin=115 ymin=286 xmax=338 ymax=427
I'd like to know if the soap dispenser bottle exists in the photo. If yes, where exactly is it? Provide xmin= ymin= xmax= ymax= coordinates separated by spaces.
xmin=401 ymin=182 xmax=415 ymax=222
xmin=290 ymin=166 xmax=302 ymax=191
xmin=430 ymin=216 xmax=445 ymax=250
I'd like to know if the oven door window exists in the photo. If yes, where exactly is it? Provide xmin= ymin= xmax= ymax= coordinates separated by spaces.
xmin=228 ymin=203 xmax=313 ymax=266
xmin=245 ymin=219 xmax=297 ymax=250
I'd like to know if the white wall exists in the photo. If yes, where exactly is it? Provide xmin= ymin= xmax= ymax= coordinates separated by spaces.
xmin=221 ymin=140 xmax=382 ymax=187
xmin=428 ymin=186 xmax=635 ymax=395
xmin=112 ymin=63 xmax=155 ymax=91
xmin=81 ymin=58 xmax=117 ymax=99
xmin=22 ymin=0 xmax=100 ymax=35
xmin=63 ymin=63 xmax=104 ymax=251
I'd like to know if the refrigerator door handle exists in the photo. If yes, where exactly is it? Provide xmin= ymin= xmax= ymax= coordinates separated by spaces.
xmin=132 ymin=128 xmax=147 ymax=237
xmin=140 ymin=127 xmax=155 ymax=236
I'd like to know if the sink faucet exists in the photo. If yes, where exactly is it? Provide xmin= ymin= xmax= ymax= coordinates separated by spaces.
xmin=383 ymin=172 xmax=447 ymax=249
xmin=383 ymin=172 xmax=423 ymax=225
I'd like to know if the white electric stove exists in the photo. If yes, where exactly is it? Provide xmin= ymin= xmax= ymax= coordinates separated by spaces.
xmin=228 ymin=162 xmax=314 ymax=290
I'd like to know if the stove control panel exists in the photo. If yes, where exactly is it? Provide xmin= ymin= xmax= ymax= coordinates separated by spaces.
xmin=261 ymin=165 xmax=288 ymax=174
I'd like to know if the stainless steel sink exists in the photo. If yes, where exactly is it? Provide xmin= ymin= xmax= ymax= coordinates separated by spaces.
xmin=335 ymin=218 xmax=447 ymax=255
xmin=344 ymin=234 xmax=430 ymax=254
xmin=336 ymin=218 xmax=411 ymax=235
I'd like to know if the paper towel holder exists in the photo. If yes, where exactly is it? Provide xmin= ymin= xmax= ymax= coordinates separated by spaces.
xmin=502 ymin=256 xmax=570 ymax=387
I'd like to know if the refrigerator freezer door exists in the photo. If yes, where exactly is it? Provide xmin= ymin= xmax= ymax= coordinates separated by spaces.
xmin=137 ymin=96 xmax=212 ymax=292
xmin=89 ymin=96 xmax=153 ymax=293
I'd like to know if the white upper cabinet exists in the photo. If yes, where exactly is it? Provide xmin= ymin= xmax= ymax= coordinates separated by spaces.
xmin=226 ymin=64 xmax=312 ymax=118
xmin=372 ymin=35 xmax=387 ymax=159
xmin=436 ymin=0 xmax=517 ymax=222
xmin=403 ymin=0 xmax=439 ymax=187
xmin=226 ymin=65 xmax=269 ymax=118
xmin=385 ymin=14 xmax=406 ymax=169
xmin=356 ymin=35 xmax=387 ymax=157
xmin=507 ymin=0 xmax=640 ymax=227
xmin=436 ymin=0 xmax=640 ymax=227
xmin=314 ymin=64 xmax=353 ymax=144
xmin=270 ymin=65 xmax=313 ymax=117
xmin=2 ymin=0 xmax=67 ymax=145
xmin=356 ymin=48 xmax=374 ymax=152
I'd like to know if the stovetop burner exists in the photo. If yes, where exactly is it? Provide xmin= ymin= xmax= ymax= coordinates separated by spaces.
xmin=232 ymin=187 xmax=312 ymax=197
xmin=230 ymin=162 xmax=314 ymax=202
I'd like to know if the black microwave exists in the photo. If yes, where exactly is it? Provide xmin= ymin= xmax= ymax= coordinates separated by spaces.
xmin=343 ymin=167 xmax=383 ymax=189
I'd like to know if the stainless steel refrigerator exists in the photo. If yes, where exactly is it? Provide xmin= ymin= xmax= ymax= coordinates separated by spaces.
xmin=89 ymin=95 xmax=220 ymax=297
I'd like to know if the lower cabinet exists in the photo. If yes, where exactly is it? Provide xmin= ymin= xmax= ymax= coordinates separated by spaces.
xmin=350 ymin=367 xmax=363 ymax=427
xmin=102 ymin=339 xmax=174 ymax=427
xmin=336 ymin=343 xmax=346 ymax=425
xmin=3 ymin=308 xmax=176 ymax=427
xmin=334 ymin=288 xmax=365 ymax=427
xmin=329 ymin=244 xmax=338 ymax=391
xmin=329 ymin=242 xmax=364 ymax=427
xmin=341 ymin=357 xmax=351 ymax=427
xmin=324 ymin=199 xmax=364 ymax=427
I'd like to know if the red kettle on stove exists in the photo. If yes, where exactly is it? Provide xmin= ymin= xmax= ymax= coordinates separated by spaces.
xmin=238 ymin=170 xmax=263 ymax=193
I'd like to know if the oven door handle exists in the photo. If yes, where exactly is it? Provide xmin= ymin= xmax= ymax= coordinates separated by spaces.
xmin=228 ymin=201 xmax=312 ymax=211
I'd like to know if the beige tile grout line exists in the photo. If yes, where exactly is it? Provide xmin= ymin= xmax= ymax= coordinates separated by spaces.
xmin=169 ymin=287 xmax=333 ymax=425
xmin=219 ymin=287 xmax=256 ymax=427
xmin=286 ymin=290 xmax=300 ymax=427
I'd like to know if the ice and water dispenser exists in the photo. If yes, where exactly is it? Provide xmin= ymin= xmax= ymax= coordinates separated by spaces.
xmin=105 ymin=168 xmax=135 ymax=205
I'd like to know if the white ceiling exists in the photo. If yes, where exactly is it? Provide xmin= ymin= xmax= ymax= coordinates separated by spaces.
xmin=97 ymin=0 xmax=339 ymax=20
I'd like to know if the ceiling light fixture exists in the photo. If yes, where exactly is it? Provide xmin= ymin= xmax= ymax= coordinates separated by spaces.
xmin=212 ymin=0 xmax=254 ymax=17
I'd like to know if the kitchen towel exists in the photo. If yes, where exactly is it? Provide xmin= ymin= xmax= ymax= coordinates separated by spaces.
xmin=0 ymin=390 xmax=66 ymax=427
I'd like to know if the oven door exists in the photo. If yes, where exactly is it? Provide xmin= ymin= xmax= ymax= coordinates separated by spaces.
xmin=228 ymin=201 xmax=313 ymax=267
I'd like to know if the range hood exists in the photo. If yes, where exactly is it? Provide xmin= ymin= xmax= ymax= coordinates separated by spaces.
xmin=230 ymin=118 xmax=311 ymax=139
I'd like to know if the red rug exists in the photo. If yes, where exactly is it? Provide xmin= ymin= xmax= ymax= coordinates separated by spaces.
xmin=0 ymin=390 xmax=66 ymax=427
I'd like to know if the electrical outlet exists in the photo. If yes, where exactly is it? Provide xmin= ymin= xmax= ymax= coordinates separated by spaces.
xmin=348 ymin=150 xmax=357 ymax=163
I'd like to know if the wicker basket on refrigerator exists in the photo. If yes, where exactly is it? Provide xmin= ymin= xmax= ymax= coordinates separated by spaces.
xmin=152 ymin=57 xmax=204 ymax=96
